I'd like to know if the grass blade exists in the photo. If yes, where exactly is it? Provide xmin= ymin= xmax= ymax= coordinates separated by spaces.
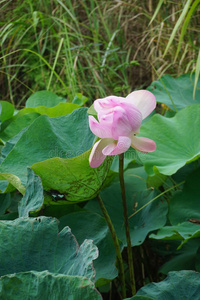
xmin=193 ymin=49 xmax=200 ymax=100
xmin=149 ymin=0 xmax=164 ymax=25
xmin=23 ymin=48 xmax=69 ymax=92
xmin=163 ymin=0 xmax=193 ymax=57
xmin=175 ymin=0 xmax=200 ymax=62
xmin=47 ymin=37 xmax=64 ymax=90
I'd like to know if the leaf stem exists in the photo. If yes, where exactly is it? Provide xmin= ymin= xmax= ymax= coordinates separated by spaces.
xmin=97 ymin=194 xmax=126 ymax=298
xmin=119 ymin=153 xmax=136 ymax=296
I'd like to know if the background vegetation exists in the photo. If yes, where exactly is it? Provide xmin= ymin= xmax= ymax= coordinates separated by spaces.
xmin=1 ymin=0 xmax=200 ymax=107
xmin=0 ymin=1 xmax=200 ymax=299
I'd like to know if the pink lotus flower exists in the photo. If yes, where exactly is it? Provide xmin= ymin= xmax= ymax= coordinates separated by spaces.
xmin=89 ymin=90 xmax=156 ymax=168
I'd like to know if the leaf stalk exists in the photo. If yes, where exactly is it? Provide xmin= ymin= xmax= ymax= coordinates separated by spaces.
xmin=97 ymin=194 xmax=126 ymax=298
xmin=119 ymin=153 xmax=136 ymax=296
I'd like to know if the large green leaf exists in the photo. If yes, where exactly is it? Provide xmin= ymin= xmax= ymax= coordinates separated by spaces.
xmin=59 ymin=211 xmax=119 ymax=284
xmin=0 ymin=105 xmax=79 ymax=145
xmin=169 ymin=168 xmax=200 ymax=225
xmin=0 ymin=113 xmax=40 ymax=142
xmin=147 ymin=73 xmax=200 ymax=111
xmin=135 ymin=270 xmax=200 ymax=299
xmin=0 ymin=104 xmax=79 ymax=156
xmin=150 ymin=222 xmax=200 ymax=249
xmin=0 ymin=108 xmax=95 ymax=184
xmin=0 ymin=271 xmax=102 ymax=300
xmin=86 ymin=168 xmax=168 ymax=246
xmin=31 ymin=151 xmax=112 ymax=203
xmin=18 ymin=168 xmax=44 ymax=217
xmin=0 ymin=101 xmax=14 ymax=123
xmin=0 ymin=181 xmax=9 ymax=193
xmin=25 ymin=90 xmax=66 ymax=107
xmin=0 ymin=217 xmax=98 ymax=281
xmin=0 ymin=173 xmax=25 ymax=194
xmin=72 ymin=93 xmax=88 ymax=106
xmin=137 ymin=105 xmax=200 ymax=176
xmin=19 ymin=102 xmax=80 ymax=118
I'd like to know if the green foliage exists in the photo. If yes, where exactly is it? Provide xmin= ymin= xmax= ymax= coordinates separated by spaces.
xmin=1 ymin=0 xmax=199 ymax=105
xmin=72 ymin=93 xmax=89 ymax=106
xmin=169 ymin=168 xmax=200 ymax=225
xmin=23 ymin=102 xmax=80 ymax=117
xmin=138 ymin=105 xmax=200 ymax=176
xmin=0 ymin=271 xmax=102 ymax=300
xmin=18 ymin=168 xmax=44 ymax=217
xmin=25 ymin=90 xmax=66 ymax=108
xmin=0 ymin=216 xmax=98 ymax=280
xmin=147 ymin=74 xmax=200 ymax=111
xmin=126 ymin=296 xmax=153 ymax=300
xmin=150 ymin=222 xmax=200 ymax=249
xmin=158 ymin=238 xmax=200 ymax=275
xmin=0 ymin=194 xmax=11 ymax=215
xmin=0 ymin=73 xmax=200 ymax=298
xmin=0 ymin=173 xmax=25 ymax=194
xmin=135 ymin=270 xmax=200 ymax=300
xmin=0 ymin=113 xmax=40 ymax=142
xmin=0 ymin=108 xmax=94 ymax=184
xmin=0 ymin=101 xmax=14 ymax=123
xmin=31 ymin=151 xmax=113 ymax=203
xmin=86 ymin=168 xmax=168 ymax=246
xmin=59 ymin=210 xmax=119 ymax=285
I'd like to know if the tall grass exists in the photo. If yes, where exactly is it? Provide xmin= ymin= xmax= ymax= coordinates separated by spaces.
xmin=0 ymin=0 xmax=199 ymax=106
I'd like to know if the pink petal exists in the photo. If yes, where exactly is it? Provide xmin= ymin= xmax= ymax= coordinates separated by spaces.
xmin=102 ymin=136 xmax=131 ymax=156
xmin=119 ymin=102 xmax=142 ymax=133
xmin=89 ymin=116 xmax=112 ymax=138
xmin=93 ymin=96 xmax=124 ymax=114
xmin=89 ymin=138 xmax=114 ymax=168
xmin=102 ymin=141 xmax=116 ymax=155
xmin=126 ymin=90 xmax=156 ymax=119
xmin=98 ymin=111 xmax=113 ymax=126
xmin=111 ymin=106 xmax=132 ymax=140
xmin=131 ymin=135 xmax=156 ymax=153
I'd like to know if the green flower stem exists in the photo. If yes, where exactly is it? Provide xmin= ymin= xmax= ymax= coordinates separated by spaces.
xmin=119 ymin=153 xmax=136 ymax=296
xmin=97 ymin=194 xmax=126 ymax=298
